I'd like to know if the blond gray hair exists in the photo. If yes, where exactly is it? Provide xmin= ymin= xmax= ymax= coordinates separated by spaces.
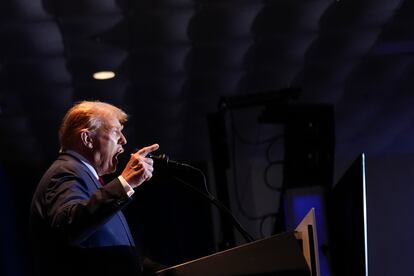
xmin=59 ymin=101 xmax=128 ymax=151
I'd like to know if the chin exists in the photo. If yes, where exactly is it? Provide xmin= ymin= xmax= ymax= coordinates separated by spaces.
xmin=106 ymin=165 xmax=117 ymax=174
xmin=100 ymin=164 xmax=117 ymax=176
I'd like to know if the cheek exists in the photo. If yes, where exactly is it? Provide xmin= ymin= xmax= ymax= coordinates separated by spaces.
xmin=107 ymin=142 xmax=118 ymax=160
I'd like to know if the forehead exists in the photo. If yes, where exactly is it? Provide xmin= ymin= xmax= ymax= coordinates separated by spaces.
xmin=101 ymin=115 xmax=123 ymax=129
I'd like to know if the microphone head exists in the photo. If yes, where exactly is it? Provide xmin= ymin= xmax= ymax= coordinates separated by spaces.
xmin=147 ymin=153 xmax=170 ymax=168
xmin=147 ymin=153 xmax=192 ymax=171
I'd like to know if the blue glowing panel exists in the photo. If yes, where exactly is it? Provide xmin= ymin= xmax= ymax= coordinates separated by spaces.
xmin=284 ymin=188 xmax=330 ymax=276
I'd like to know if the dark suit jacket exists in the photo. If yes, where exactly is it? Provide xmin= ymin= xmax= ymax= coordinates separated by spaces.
xmin=30 ymin=151 xmax=142 ymax=276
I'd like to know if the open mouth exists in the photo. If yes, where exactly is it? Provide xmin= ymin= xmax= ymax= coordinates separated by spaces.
xmin=113 ymin=148 xmax=124 ymax=163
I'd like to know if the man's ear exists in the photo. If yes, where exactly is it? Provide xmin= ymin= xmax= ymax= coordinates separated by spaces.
xmin=80 ymin=130 xmax=94 ymax=149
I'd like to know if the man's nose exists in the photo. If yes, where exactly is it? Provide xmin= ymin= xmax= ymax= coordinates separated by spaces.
xmin=119 ymin=133 xmax=127 ymax=145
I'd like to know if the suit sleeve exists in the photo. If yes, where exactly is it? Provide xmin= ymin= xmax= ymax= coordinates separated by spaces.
xmin=44 ymin=174 xmax=132 ymax=245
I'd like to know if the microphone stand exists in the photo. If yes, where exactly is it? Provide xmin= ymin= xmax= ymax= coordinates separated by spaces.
xmin=171 ymin=166 xmax=254 ymax=244
xmin=148 ymin=152 xmax=254 ymax=243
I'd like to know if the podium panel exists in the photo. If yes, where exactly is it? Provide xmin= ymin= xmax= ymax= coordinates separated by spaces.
xmin=156 ymin=232 xmax=310 ymax=276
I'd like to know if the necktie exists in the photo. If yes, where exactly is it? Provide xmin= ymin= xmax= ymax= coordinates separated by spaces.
xmin=98 ymin=177 xmax=105 ymax=186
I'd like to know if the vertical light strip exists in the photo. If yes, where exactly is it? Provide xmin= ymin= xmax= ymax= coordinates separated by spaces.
xmin=362 ymin=153 xmax=369 ymax=276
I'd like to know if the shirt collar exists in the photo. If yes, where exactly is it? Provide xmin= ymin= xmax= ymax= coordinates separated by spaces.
xmin=65 ymin=150 xmax=99 ymax=180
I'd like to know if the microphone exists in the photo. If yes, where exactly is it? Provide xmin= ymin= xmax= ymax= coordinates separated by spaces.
xmin=147 ymin=153 xmax=193 ymax=170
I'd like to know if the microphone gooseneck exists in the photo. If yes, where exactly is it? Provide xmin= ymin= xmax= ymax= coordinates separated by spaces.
xmin=147 ymin=153 xmax=193 ymax=170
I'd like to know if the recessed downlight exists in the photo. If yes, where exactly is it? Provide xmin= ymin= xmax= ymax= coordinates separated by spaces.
xmin=93 ymin=71 xmax=115 ymax=80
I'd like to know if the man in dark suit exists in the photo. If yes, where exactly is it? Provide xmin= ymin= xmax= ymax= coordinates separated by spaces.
xmin=30 ymin=101 xmax=159 ymax=276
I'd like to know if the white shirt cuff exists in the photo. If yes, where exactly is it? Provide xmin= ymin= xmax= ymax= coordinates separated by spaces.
xmin=118 ymin=175 xmax=135 ymax=197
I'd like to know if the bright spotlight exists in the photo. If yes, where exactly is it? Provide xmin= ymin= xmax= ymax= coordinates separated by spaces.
xmin=93 ymin=71 xmax=115 ymax=80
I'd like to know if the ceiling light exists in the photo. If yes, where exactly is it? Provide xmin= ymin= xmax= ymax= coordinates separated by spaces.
xmin=93 ymin=71 xmax=115 ymax=80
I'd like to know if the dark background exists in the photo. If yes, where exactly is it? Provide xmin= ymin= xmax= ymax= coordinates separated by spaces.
xmin=2 ymin=0 xmax=414 ymax=275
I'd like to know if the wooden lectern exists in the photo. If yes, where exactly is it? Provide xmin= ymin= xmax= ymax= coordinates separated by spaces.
xmin=156 ymin=231 xmax=310 ymax=276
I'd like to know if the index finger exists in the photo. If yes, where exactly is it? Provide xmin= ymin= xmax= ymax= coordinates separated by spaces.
xmin=137 ymin=143 xmax=160 ymax=156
